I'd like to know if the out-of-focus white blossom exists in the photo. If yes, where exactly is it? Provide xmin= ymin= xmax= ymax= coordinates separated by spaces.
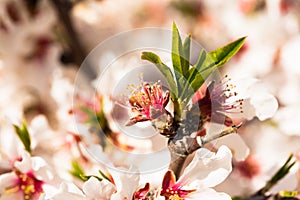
xmin=109 ymin=167 xmax=140 ymax=200
xmin=213 ymin=132 xmax=250 ymax=161
xmin=83 ymin=177 xmax=115 ymax=200
xmin=0 ymin=117 xmax=28 ymax=170
xmin=0 ymin=151 xmax=55 ymax=200
xmin=39 ymin=182 xmax=85 ymax=200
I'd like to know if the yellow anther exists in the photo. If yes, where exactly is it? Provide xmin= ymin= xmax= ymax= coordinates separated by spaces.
xmin=24 ymin=185 xmax=35 ymax=194
xmin=169 ymin=194 xmax=183 ymax=200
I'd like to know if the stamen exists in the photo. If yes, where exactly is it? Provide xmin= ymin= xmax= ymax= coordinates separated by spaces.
xmin=127 ymin=80 xmax=170 ymax=123
xmin=209 ymin=75 xmax=245 ymax=114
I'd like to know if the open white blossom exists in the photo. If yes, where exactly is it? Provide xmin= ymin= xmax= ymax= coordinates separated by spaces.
xmin=0 ymin=151 xmax=55 ymax=200
xmin=220 ymin=78 xmax=278 ymax=121
xmin=40 ymin=177 xmax=115 ymax=200
xmin=194 ymin=76 xmax=278 ymax=128
xmin=83 ymin=177 xmax=115 ymax=200
xmin=159 ymin=146 xmax=233 ymax=200
xmin=109 ymin=167 xmax=140 ymax=200
xmin=39 ymin=182 xmax=85 ymax=200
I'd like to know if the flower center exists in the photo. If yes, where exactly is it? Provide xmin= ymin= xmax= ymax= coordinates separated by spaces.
xmin=164 ymin=188 xmax=183 ymax=200
xmin=6 ymin=171 xmax=44 ymax=199
xmin=127 ymin=80 xmax=170 ymax=123
xmin=162 ymin=186 xmax=195 ymax=200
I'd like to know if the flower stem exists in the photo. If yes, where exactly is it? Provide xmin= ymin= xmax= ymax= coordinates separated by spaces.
xmin=201 ymin=124 xmax=241 ymax=145
xmin=168 ymin=139 xmax=188 ymax=179
xmin=173 ymin=99 xmax=182 ymax=130
xmin=169 ymin=98 xmax=186 ymax=178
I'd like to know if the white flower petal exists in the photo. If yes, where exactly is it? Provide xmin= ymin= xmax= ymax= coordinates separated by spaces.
xmin=226 ymin=78 xmax=278 ymax=121
xmin=48 ymin=192 xmax=85 ymax=200
xmin=281 ymin=35 xmax=300 ymax=75
xmin=250 ymin=94 xmax=278 ymax=121
xmin=43 ymin=182 xmax=85 ymax=200
xmin=14 ymin=151 xmax=32 ymax=173
xmin=41 ymin=184 xmax=60 ymax=199
xmin=226 ymin=98 xmax=256 ymax=120
xmin=83 ymin=177 xmax=115 ymax=200
xmin=214 ymin=134 xmax=250 ymax=161
xmin=179 ymin=145 xmax=232 ymax=188
xmin=0 ymin=172 xmax=17 ymax=193
xmin=31 ymin=156 xmax=54 ymax=182
xmin=0 ymin=192 xmax=23 ymax=200
xmin=274 ymin=104 xmax=300 ymax=136
xmin=0 ymin=122 xmax=24 ymax=162
xmin=187 ymin=188 xmax=231 ymax=200
xmin=241 ymin=98 xmax=256 ymax=120
xmin=109 ymin=167 xmax=140 ymax=200
xmin=232 ymin=78 xmax=259 ymax=97
xmin=59 ymin=182 xmax=84 ymax=195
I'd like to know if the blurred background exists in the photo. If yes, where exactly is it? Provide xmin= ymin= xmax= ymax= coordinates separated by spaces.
xmin=0 ymin=0 xmax=300 ymax=197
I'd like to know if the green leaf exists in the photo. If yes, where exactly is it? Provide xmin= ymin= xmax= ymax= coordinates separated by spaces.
xmin=80 ymin=174 xmax=103 ymax=182
xmin=180 ymin=49 xmax=206 ymax=100
xmin=141 ymin=51 xmax=178 ymax=99
xmin=13 ymin=122 xmax=31 ymax=154
xmin=186 ymin=37 xmax=246 ymax=101
xmin=70 ymin=160 xmax=86 ymax=181
xmin=200 ymin=36 xmax=246 ymax=74
xmin=79 ymin=174 xmax=90 ymax=181
xmin=182 ymin=34 xmax=191 ymax=77
xmin=98 ymin=170 xmax=112 ymax=182
xmin=78 ymin=169 xmax=111 ymax=183
xmin=191 ymin=49 xmax=207 ymax=77
xmin=182 ymin=35 xmax=191 ymax=74
xmin=231 ymin=197 xmax=241 ymax=200
xmin=172 ymin=23 xmax=191 ymax=81
xmin=258 ymin=154 xmax=296 ymax=195
xmin=172 ymin=22 xmax=184 ymax=78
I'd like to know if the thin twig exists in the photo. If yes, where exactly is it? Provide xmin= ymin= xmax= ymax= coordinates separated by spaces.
xmin=201 ymin=124 xmax=241 ymax=145
xmin=49 ymin=0 xmax=96 ymax=80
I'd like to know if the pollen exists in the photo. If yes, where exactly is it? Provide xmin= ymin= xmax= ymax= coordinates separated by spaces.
xmin=169 ymin=194 xmax=184 ymax=200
